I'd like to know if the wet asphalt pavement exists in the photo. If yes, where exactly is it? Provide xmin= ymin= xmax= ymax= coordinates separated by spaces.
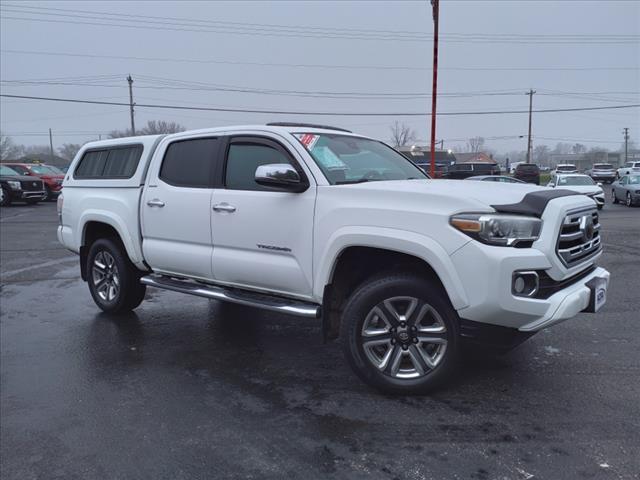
xmin=1 ymin=188 xmax=639 ymax=480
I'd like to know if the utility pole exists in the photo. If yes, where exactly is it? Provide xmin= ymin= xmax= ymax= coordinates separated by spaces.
xmin=48 ymin=128 xmax=54 ymax=161
xmin=127 ymin=75 xmax=135 ymax=136
xmin=623 ymin=127 xmax=629 ymax=163
xmin=526 ymin=89 xmax=535 ymax=163
xmin=429 ymin=0 xmax=439 ymax=178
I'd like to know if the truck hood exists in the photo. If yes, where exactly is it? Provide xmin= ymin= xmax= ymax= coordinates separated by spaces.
xmin=342 ymin=179 xmax=546 ymax=208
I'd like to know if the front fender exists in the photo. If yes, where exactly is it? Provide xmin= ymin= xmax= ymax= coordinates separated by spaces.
xmin=314 ymin=226 xmax=470 ymax=310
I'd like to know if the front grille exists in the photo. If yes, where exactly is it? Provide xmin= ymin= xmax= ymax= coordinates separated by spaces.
xmin=20 ymin=180 xmax=44 ymax=191
xmin=556 ymin=207 xmax=601 ymax=267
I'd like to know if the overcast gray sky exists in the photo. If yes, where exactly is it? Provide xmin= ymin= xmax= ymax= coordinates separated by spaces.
xmin=1 ymin=0 xmax=639 ymax=154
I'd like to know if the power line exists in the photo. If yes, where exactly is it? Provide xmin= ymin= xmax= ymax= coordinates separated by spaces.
xmin=1 ymin=93 xmax=638 ymax=117
xmin=3 ymin=49 xmax=638 ymax=72
xmin=1 ymin=7 xmax=638 ymax=44
xmin=4 ymin=3 xmax=638 ymax=40
xmin=3 ymin=78 xmax=638 ymax=102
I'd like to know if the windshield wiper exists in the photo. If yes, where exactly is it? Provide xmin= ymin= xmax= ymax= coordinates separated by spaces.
xmin=335 ymin=179 xmax=371 ymax=185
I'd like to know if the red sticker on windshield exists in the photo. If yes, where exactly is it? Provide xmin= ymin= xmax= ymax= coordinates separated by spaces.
xmin=296 ymin=133 xmax=319 ymax=150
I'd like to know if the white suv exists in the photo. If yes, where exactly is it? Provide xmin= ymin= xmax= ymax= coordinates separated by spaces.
xmin=57 ymin=123 xmax=609 ymax=394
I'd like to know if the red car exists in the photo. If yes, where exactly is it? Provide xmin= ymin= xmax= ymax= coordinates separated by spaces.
xmin=3 ymin=163 xmax=65 ymax=201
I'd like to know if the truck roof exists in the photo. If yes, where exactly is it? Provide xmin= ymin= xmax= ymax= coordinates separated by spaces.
xmin=80 ymin=125 xmax=363 ymax=152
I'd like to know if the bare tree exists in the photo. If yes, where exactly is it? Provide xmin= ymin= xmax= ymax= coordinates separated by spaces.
xmin=553 ymin=142 xmax=572 ymax=154
xmin=571 ymin=143 xmax=587 ymax=154
xmin=141 ymin=120 xmax=186 ymax=135
xmin=466 ymin=136 xmax=485 ymax=154
xmin=109 ymin=120 xmax=186 ymax=138
xmin=389 ymin=122 xmax=417 ymax=148
xmin=533 ymin=144 xmax=550 ymax=166
xmin=0 ymin=131 xmax=14 ymax=161
xmin=58 ymin=143 xmax=82 ymax=161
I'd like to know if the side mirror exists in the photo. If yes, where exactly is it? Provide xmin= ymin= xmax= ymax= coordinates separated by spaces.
xmin=255 ymin=163 xmax=308 ymax=193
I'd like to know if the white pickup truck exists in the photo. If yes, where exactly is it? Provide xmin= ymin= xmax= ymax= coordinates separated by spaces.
xmin=58 ymin=123 xmax=609 ymax=394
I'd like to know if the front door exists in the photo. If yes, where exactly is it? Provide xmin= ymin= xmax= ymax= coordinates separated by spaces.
xmin=211 ymin=136 xmax=315 ymax=299
xmin=141 ymin=136 xmax=221 ymax=280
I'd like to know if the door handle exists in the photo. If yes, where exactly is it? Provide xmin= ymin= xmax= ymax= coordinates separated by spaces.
xmin=213 ymin=203 xmax=236 ymax=213
xmin=147 ymin=199 xmax=165 ymax=207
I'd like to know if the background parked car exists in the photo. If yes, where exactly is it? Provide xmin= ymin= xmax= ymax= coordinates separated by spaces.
xmin=548 ymin=173 xmax=605 ymax=209
xmin=2 ymin=163 xmax=64 ymax=201
xmin=513 ymin=163 xmax=540 ymax=184
xmin=0 ymin=165 xmax=46 ymax=206
xmin=616 ymin=161 xmax=640 ymax=179
xmin=466 ymin=175 xmax=525 ymax=183
xmin=445 ymin=162 xmax=500 ymax=179
xmin=587 ymin=163 xmax=617 ymax=184
xmin=554 ymin=164 xmax=578 ymax=174
xmin=611 ymin=174 xmax=640 ymax=207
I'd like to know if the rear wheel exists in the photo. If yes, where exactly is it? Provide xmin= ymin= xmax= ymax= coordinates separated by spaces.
xmin=341 ymin=272 xmax=459 ymax=395
xmin=87 ymin=238 xmax=146 ymax=313
xmin=0 ymin=186 xmax=11 ymax=206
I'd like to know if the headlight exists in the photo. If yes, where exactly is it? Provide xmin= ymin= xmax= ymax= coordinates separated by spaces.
xmin=7 ymin=180 xmax=21 ymax=190
xmin=450 ymin=213 xmax=542 ymax=246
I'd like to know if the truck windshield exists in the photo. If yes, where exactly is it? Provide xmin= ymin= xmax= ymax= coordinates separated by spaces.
xmin=0 ymin=165 xmax=20 ymax=176
xmin=293 ymin=133 xmax=427 ymax=185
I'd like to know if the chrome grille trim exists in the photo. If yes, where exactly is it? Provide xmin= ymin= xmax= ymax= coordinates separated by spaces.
xmin=556 ymin=207 xmax=601 ymax=267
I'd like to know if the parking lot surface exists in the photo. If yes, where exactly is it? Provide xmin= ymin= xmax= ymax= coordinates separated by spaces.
xmin=1 ymin=189 xmax=639 ymax=480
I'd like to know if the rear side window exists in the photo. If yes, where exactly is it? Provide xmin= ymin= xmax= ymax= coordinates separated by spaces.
xmin=74 ymin=145 xmax=142 ymax=179
xmin=225 ymin=142 xmax=293 ymax=191
xmin=160 ymin=138 xmax=219 ymax=188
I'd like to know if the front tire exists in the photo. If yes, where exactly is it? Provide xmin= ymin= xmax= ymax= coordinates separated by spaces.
xmin=612 ymin=189 xmax=618 ymax=204
xmin=87 ymin=238 xmax=146 ymax=313
xmin=627 ymin=192 xmax=634 ymax=207
xmin=340 ymin=272 xmax=459 ymax=395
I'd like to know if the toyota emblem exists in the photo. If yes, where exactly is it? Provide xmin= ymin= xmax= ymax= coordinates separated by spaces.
xmin=579 ymin=214 xmax=594 ymax=242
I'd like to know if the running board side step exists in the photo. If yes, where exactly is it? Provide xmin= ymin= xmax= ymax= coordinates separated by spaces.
xmin=140 ymin=275 xmax=321 ymax=318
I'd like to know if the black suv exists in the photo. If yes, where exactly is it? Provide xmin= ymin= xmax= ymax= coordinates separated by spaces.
xmin=0 ymin=164 xmax=46 ymax=206
xmin=513 ymin=163 xmax=540 ymax=185
xmin=446 ymin=162 xmax=500 ymax=180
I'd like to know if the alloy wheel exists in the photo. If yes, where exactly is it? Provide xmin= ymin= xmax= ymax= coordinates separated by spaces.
xmin=627 ymin=192 xmax=633 ymax=207
xmin=360 ymin=296 xmax=448 ymax=379
xmin=92 ymin=251 xmax=120 ymax=302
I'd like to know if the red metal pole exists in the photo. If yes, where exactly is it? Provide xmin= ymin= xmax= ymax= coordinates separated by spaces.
xmin=430 ymin=0 xmax=439 ymax=178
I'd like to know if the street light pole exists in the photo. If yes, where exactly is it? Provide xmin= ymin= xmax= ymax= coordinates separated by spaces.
xmin=429 ymin=0 xmax=439 ymax=178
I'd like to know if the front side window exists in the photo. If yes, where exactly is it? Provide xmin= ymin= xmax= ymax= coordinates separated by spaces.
xmin=225 ymin=142 xmax=293 ymax=191
xmin=160 ymin=138 xmax=219 ymax=188
xmin=294 ymin=133 xmax=426 ymax=185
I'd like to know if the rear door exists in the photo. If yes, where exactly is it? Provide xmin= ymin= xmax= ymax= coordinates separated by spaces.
xmin=141 ymin=136 xmax=221 ymax=280
xmin=210 ymin=136 xmax=316 ymax=298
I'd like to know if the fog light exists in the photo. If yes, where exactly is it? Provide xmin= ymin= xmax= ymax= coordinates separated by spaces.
xmin=512 ymin=271 xmax=539 ymax=297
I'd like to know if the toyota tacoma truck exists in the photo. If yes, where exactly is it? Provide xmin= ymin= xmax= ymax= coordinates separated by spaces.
xmin=57 ymin=124 xmax=610 ymax=394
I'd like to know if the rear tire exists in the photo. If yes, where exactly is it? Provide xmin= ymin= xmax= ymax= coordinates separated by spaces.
xmin=340 ymin=272 xmax=460 ymax=395
xmin=86 ymin=238 xmax=146 ymax=313
xmin=0 ymin=186 xmax=11 ymax=206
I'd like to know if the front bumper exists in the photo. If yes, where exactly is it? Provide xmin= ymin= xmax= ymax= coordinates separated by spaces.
xmin=450 ymin=239 xmax=609 ymax=333
xmin=9 ymin=189 xmax=46 ymax=200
